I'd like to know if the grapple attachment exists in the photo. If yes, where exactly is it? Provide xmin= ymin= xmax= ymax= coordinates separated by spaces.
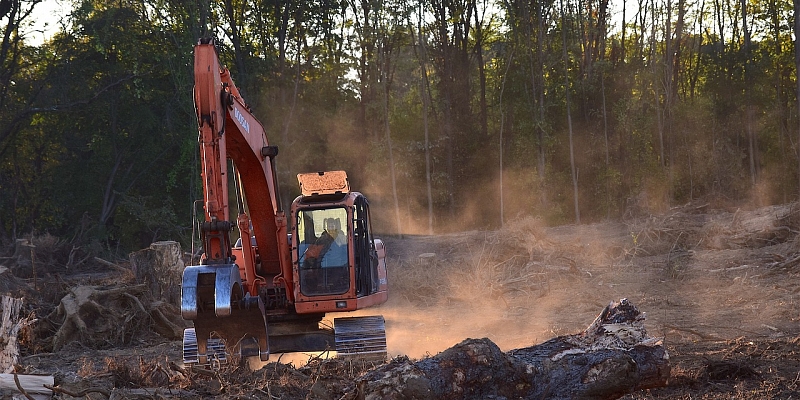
xmin=181 ymin=263 xmax=269 ymax=365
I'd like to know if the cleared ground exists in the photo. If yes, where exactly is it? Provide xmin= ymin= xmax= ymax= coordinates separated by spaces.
xmin=4 ymin=202 xmax=800 ymax=398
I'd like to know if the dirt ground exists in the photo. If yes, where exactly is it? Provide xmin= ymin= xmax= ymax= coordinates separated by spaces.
xmin=3 ymin=202 xmax=800 ymax=399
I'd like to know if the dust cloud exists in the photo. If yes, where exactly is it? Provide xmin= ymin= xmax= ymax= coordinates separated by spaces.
xmin=362 ymin=204 xmax=800 ymax=359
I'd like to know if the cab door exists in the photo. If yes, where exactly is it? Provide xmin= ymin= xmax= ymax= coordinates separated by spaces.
xmin=353 ymin=195 xmax=379 ymax=296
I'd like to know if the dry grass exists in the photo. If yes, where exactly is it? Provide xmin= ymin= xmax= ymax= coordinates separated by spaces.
xmin=388 ymin=218 xmax=589 ymax=309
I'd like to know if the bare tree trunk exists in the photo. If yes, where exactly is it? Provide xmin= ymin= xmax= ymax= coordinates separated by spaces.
xmin=689 ymin=0 xmax=706 ymax=100
xmin=651 ymin=2 xmax=665 ymax=169
xmin=498 ymin=49 xmax=514 ymax=228
xmin=423 ymin=76 xmax=433 ymax=235
xmin=794 ymin=0 xmax=800 ymax=199
xmin=741 ymin=0 xmax=757 ymax=187
xmin=224 ymin=0 xmax=247 ymax=90
xmin=199 ymin=0 xmax=209 ymax=37
xmin=380 ymin=46 xmax=401 ymax=236
xmin=537 ymin=2 xmax=548 ymax=208
xmin=767 ymin=0 xmax=788 ymax=201
xmin=602 ymin=73 xmax=610 ymax=219
xmin=673 ymin=0 xmax=685 ymax=99
xmin=599 ymin=0 xmax=610 ymax=218
xmin=274 ymin=1 xmax=292 ymax=145
xmin=714 ymin=0 xmax=726 ymax=47
xmin=561 ymin=0 xmax=580 ymax=224
xmin=621 ymin=0 xmax=627 ymax=62
xmin=472 ymin=1 xmax=488 ymax=138
xmin=0 ymin=0 xmax=21 ymax=104
xmin=100 ymin=151 xmax=123 ymax=226
xmin=416 ymin=11 xmax=434 ymax=235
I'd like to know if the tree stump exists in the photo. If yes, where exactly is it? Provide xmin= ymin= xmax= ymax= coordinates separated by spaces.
xmin=129 ymin=241 xmax=185 ymax=305
xmin=11 ymin=239 xmax=35 ymax=278
xmin=344 ymin=299 xmax=669 ymax=400
xmin=1 ymin=296 xmax=35 ymax=373
xmin=40 ymin=285 xmax=151 ymax=351
xmin=38 ymin=283 xmax=187 ymax=351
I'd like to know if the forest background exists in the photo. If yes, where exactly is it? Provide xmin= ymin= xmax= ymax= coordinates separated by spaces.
xmin=0 ymin=0 xmax=798 ymax=256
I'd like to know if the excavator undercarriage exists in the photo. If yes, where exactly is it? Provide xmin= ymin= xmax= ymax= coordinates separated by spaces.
xmin=181 ymin=263 xmax=387 ymax=365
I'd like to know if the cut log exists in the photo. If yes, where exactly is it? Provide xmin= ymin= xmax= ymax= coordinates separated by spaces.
xmin=343 ymin=299 xmax=669 ymax=400
xmin=0 ymin=373 xmax=54 ymax=396
xmin=129 ymin=241 xmax=184 ymax=305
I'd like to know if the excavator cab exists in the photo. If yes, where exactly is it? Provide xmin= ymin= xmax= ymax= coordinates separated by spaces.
xmin=297 ymin=210 xmax=350 ymax=295
xmin=291 ymin=172 xmax=388 ymax=313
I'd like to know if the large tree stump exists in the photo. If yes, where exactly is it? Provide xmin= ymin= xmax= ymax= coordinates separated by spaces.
xmin=344 ymin=299 xmax=669 ymax=400
xmin=129 ymin=241 xmax=185 ymax=305
xmin=41 ymin=285 xmax=151 ymax=351
xmin=35 ymin=242 xmax=190 ymax=350
xmin=1 ymin=296 xmax=35 ymax=373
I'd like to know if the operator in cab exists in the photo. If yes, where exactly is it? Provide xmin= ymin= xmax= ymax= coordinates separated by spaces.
xmin=303 ymin=218 xmax=344 ymax=269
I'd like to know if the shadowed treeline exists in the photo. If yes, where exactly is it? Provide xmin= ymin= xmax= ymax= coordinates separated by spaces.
xmin=0 ymin=0 xmax=797 ymax=253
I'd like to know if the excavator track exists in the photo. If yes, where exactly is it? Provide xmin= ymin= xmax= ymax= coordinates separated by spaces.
xmin=182 ymin=328 xmax=228 ymax=366
xmin=334 ymin=316 xmax=387 ymax=361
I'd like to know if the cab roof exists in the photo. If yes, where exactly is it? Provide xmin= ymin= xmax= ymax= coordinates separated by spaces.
xmin=297 ymin=171 xmax=350 ymax=197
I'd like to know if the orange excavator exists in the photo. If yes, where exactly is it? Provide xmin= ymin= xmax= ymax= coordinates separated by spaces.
xmin=181 ymin=38 xmax=388 ymax=365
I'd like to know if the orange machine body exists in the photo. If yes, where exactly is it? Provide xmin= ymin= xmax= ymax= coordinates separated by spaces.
xmin=183 ymin=39 xmax=387 ymax=363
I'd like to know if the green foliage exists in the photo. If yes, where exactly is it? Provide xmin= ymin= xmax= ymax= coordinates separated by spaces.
xmin=0 ymin=0 xmax=798 ymax=251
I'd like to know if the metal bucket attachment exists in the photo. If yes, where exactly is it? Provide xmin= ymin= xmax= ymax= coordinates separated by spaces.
xmin=190 ymin=295 xmax=270 ymax=364
xmin=181 ymin=264 xmax=270 ymax=364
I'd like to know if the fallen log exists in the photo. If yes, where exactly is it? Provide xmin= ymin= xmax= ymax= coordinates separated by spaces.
xmin=0 ymin=373 xmax=54 ymax=398
xmin=344 ymin=299 xmax=669 ymax=400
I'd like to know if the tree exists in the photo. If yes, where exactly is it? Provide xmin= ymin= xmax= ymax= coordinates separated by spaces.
xmin=795 ymin=0 xmax=800 ymax=199
xmin=560 ymin=0 xmax=580 ymax=224
xmin=8 ymin=0 xmax=197 ymax=250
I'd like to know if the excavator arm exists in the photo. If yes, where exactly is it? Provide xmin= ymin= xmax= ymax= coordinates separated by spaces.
xmin=193 ymin=38 xmax=291 ymax=290
xmin=183 ymin=38 xmax=292 ymax=364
